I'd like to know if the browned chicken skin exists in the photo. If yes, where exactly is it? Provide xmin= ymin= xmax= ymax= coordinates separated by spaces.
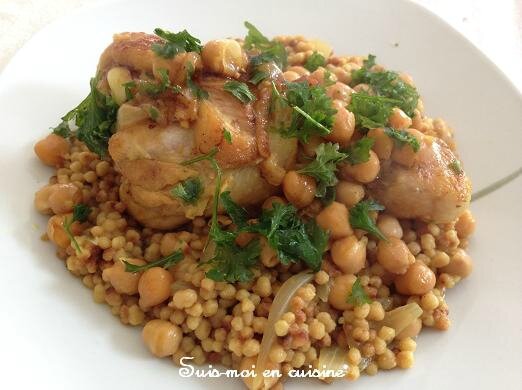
xmin=102 ymin=33 xmax=287 ymax=229
xmin=100 ymin=32 xmax=470 ymax=230
xmin=368 ymin=135 xmax=471 ymax=223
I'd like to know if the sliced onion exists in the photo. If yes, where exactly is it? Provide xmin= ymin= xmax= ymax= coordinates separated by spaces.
xmin=315 ymin=280 xmax=331 ymax=303
xmin=253 ymin=272 xmax=314 ymax=390
xmin=317 ymin=346 xmax=349 ymax=383
xmin=379 ymin=302 xmax=423 ymax=335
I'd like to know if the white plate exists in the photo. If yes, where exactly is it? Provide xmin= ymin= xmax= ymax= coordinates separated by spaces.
xmin=0 ymin=0 xmax=521 ymax=389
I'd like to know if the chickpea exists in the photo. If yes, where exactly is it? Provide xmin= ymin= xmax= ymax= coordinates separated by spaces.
xmin=388 ymin=107 xmax=412 ymax=129
xmin=282 ymin=171 xmax=316 ymax=209
xmin=455 ymin=210 xmax=476 ymax=238
xmin=283 ymin=70 xmax=300 ymax=82
xmin=367 ymin=128 xmax=393 ymax=160
xmin=391 ymin=128 xmax=423 ymax=167
xmin=138 ymin=267 xmax=174 ymax=308
xmin=340 ymin=150 xmax=380 ymax=183
xmin=326 ymin=82 xmax=353 ymax=103
xmin=376 ymin=237 xmax=414 ymax=274
xmin=35 ymin=183 xmax=82 ymax=215
xmin=262 ymin=196 xmax=286 ymax=210
xmin=395 ymin=261 xmax=436 ymax=295
xmin=324 ymin=100 xmax=355 ymax=146
xmin=316 ymin=201 xmax=353 ymax=239
xmin=142 ymin=319 xmax=182 ymax=357
xmin=331 ymin=236 xmax=366 ymax=274
xmin=201 ymin=39 xmax=247 ymax=78
xmin=440 ymin=248 xmax=473 ymax=278
xmin=47 ymin=215 xmax=70 ymax=248
xmin=102 ymin=258 xmax=146 ymax=295
xmin=301 ymin=136 xmax=323 ymax=158
xmin=34 ymin=134 xmax=69 ymax=167
xmin=396 ymin=318 xmax=422 ymax=340
xmin=328 ymin=274 xmax=357 ymax=311
xmin=286 ymin=66 xmax=310 ymax=77
xmin=335 ymin=180 xmax=364 ymax=209
xmin=49 ymin=184 xmax=82 ymax=214
xmin=377 ymin=215 xmax=403 ymax=239
xmin=308 ymin=68 xmax=337 ymax=85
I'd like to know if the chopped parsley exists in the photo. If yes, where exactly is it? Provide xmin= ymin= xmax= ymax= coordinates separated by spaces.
xmin=147 ymin=106 xmax=160 ymax=121
xmin=123 ymin=250 xmax=184 ymax=273
xmin=181 ymin=148 xmax=260 ymax=283
xmin=449 ymin=159 xmax=463 ymax=175
xmin=52 ymin=76 xmax=118 ymax=157
xmin=351 ymin=54 xmax=419 ymax=117
xmin=243 ymin=21 xmax=287 ymax=70
xmin=122 ymin=81 xmax=136 ymax=100
xmin=349 ymin=200 xmax=387 ymax=241
xmin=249 ymin=69 xmax=269 ymax=85
xmin=223 ymin=128 xmax=233 ymax=144
xmin=346 ymin=277 xmax=372 ymax=306
xmin=304 ymin=51 xmax=326 ymax=72
xmin=342 ymin=136 xmax=375 ymax=165
xmin=63 ymin=204 xmax=91 ymax=254
xmin=384 ymin=127 xmax=420 ymax=152
xmin=186 ymin=63 xmax=208 ymax=100
xmin=298 ymin=143 xmax=347 ymax=198
xmin=348 ymin=92 xmax=400 ymax=129
xmin=250 ymin=203 xmax=328 ymax=271
xmin=223 ymin=81 xmax=256 ymax=103
xmin=272 ymin=81 xmax=337 ymax=143
xmin=151 ymin=28 xmax=202 ymax=59
xmin=171 ymin=177 xmax=203 ymax=204
xmin=138 ymin=68 xmax=180 ymax=97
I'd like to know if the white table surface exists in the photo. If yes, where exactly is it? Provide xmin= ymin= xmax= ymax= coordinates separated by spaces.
xmin=1 ymin=0 xmax=521 ymax=92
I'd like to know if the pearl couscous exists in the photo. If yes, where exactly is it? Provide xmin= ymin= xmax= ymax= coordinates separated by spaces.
xmin=33 ymin=21 xmax=475 ymax=389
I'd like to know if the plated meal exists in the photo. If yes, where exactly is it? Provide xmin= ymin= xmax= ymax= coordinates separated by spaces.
xmin=33 ymin=21 xmax=475 ymax=389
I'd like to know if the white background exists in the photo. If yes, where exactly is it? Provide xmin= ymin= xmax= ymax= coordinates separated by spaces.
xmin=0 ymin=0 xmax=521 ymax=92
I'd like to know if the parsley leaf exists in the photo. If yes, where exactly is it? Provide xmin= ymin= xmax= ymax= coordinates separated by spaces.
xmin=122 ymin=81 xmax=136 ymax=100
xmin=186 ymin=63 xmax=208 ymax=100
xmin=138 ymin=68 xmax=179 ymax=97
xmin=251 ymin=203 xmax=328 ymax=271
xmin=220 ymin=191 xmax=249 ymax=228
xmin=342 ymin=137 xmax=375 ymax=165
xmin=52 ymin=121 xmax=71 ymax=138
xmin=348 ymin=92 xmax=400 ymax=129
xmin=123 ymin=250 xmax=184 ymax=273
xmin=171 ymin=177 xmax=203 ymax=204
xmin=349 ymin=200 xmax=387 ymax=241
xmin=63 ymin=204 xmax=91 ymax=254
xmin=147 ymin=106 xmax=160 ymax=121
xmin=304 ymin=51 xmax=326 ymax=72
xmin=384 ymin=127 xmax=420 ymax=152
xmin=346 ymin=277 xmax=372 ymax=306
xmin=52 ymin=76 xmax=118 ymax=156
xmin=223 ymin=128 xmax=233 ymax=144
xmin=182 ymin=148 xmax=261 ymax=283
xmin=223 ymin=81 xmax=256 ymax=103
xmin=249 ymin=70 xmax=269 ymax=85
xmin=448 ymin=159 xmax=463 ymax=175
xmin=272 ymin=81 xmax=337 ymax=143
xmin=298 ymin=143 xmax=347 ymax=197
xmin=152 ymin=28 xmax=202 ymax=59
xmin=351 ymin=54 xmax=419 ymax=116
xmin=205 ymin=239 xmax=260 ymax=283
xmin=243 ymin=21 xmax=287 ymax=69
